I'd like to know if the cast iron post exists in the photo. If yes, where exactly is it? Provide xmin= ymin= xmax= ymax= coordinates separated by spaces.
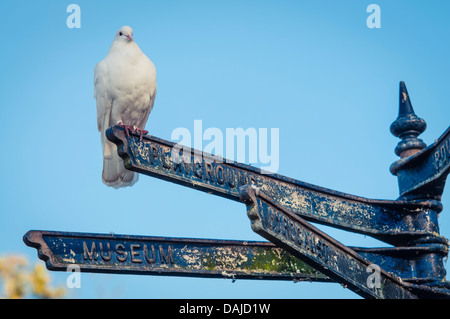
xmin=390 ymin=81 xmax=448 ymax=290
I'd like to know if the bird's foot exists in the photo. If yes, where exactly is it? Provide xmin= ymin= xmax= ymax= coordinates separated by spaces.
xmin=132 ymin=125 xmax=148 ymax=141
xmin=118 ymin=121 xmax=133 ymax=137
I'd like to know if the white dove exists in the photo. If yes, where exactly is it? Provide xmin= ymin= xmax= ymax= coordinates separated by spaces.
xmin=94 ymin=26 xmax=157 ymax=189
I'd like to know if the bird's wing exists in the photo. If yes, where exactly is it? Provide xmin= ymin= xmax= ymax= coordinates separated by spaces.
xmin=94 ymin=60 xmax=112 ymax=133
xmin=140 ymin=84 xmax=157 ymax=128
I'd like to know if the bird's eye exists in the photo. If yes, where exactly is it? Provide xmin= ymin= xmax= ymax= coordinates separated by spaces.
xmin=119 ymin=32 xmax=123 ymax=36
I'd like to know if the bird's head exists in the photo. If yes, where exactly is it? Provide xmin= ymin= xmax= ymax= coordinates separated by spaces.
xmin=115 ymin=26 xmax=134 ymax=42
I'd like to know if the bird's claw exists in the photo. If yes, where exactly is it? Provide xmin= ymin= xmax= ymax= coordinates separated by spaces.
xmin=134 ymin=127 xmax=148 ymax=141
xmin=118 ymin=122 xmax=133 ymax=137
xmin=118 ymin=122 xmax=148 ymax=140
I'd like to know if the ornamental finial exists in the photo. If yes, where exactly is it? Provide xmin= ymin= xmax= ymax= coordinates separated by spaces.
xmin=390 ymin=81 xmax=427 ymax=158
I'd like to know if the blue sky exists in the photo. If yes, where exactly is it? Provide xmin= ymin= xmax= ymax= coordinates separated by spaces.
xmin=0 ymin=1 xmax=449 ymax=298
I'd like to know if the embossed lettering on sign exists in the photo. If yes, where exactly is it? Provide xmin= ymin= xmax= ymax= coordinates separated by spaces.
xmin=433 ymin=136 xmax=449 ymax=172
xmin=258 ymin=203 xmax=330 ymax=264
xmin=129 ymin=139 xmax=258 ymax=192
xmin=82 ymin=241 xmax=175 ymax=266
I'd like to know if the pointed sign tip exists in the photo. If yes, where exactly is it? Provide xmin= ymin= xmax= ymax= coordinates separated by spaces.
xmin=399 ymin=81 xmax=415 ymax=116
xmin=399 ymin=81 xmax=406 ymax=89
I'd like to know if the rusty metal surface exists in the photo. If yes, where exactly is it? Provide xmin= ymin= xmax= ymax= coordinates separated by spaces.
xmin=239 ymin=185 xmax=450 ymax=299
xmin=386 ymin=82 xmax=450 ymax=295
xmin=239 ymin=185 xmax=417 ymax=299
xmin=22 ymin=82 xmax=449 ymax=299
xmin=103 ymin=81 xmax=450 ymax=298
xmin=24 ymin=229 xmax=448 ymax=289
xmin=106 ymin=125 xmax=444 ymax=246
xmin=391 ymin=126 xmax=450 ymax=199
xmin=354 ymin=245 xmax=448 ymax=286
xmin=23 ymin=230 xmax=330 ymax=282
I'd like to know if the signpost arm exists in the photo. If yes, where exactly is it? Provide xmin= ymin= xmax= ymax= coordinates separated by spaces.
xmin=239 ymin=185 xmax=450 ymax=299
xmin=105 ymin=126 xmax=443 ymax=246
xmin=23 ymin=230 xmax=331 ymax=282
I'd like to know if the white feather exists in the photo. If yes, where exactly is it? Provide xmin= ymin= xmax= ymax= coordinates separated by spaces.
xmin=94 ymin=26 xmax=157 ymax=189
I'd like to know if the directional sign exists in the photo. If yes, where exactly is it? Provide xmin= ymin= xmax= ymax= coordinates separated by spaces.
xmin=21 ymin=82 xmax=450 ymax=299
xmin=106 ymin=126 xmax=443 ymax=246
xmin=391 ymin=127 xmax=450 ymax=198
xmin=238 ymin=185 xmax=422 ymax=299
xmin=23 ymin=230 xmax=329 ymax=282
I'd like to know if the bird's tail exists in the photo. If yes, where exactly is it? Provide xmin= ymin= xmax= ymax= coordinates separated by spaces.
xmin=102 ymin=138 xmax=138 ymax=189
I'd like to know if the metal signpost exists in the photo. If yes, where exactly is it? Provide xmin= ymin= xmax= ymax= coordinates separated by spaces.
xmin=23 ymin=230 xmax=328 ymax=282
xmin=25 ymin=82 xmax=449 ymax=298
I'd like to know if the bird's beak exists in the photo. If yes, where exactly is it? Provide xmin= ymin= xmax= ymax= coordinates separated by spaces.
xmin=126 ymin=35 xmax=133 ymax=41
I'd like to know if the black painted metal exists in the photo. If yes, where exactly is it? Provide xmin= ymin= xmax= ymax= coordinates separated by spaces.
xmin=239 ymin=185 xmax=420 ymax=299
xmin=240 ymin=185 xmax=450 ymax=299
xmin=390 ymin=82 xmax=449 ymax=200
xmin=389 ymin=82 xmax=450 ymax=294
xmin=390 ymin=127 xmax=450 ymax=200
xmin=105 ymin=126 xmax=444 ymax=246
xmin=390 ymin=81 xmax=427 ymax=159
xmin=23 ymin=81 xmax=450 ymax=298
xmin=101 ymin=81 xmax=450 ymax=298
xmin=23 ymin=230 xmax=329 ymax=281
